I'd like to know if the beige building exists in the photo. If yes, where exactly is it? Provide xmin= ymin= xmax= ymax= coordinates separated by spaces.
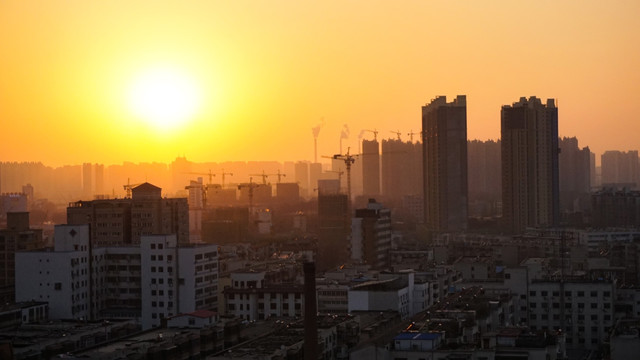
xmin=67 ymin=182 xmax=189 ymax=246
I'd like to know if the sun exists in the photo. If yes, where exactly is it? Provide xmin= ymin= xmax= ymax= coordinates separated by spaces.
xmin=127 ymin=66 xmax=201 ymax=131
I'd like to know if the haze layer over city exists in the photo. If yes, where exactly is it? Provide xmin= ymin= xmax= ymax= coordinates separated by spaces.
xmin=1 ymin=1 xmax=639 ymax=165
xmin=1 ymin=2 xmax=640 ymax=360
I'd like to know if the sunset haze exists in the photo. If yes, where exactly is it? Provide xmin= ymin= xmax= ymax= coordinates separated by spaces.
xmin=1 ymin=0 xmax=639 ymax=166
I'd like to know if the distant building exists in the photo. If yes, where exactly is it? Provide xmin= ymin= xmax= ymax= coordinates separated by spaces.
xmin=361 ymin=139 xmax=380 ymax=197
xmin=468 ymin=139 xmax=501 ymax=218
xmin=601 ymin=150 xmax=640 ymax=188
xmin=501 ymin=96 xmax=559 ymax=234
xmin=559 ymin=137 xmax=591 ymax=213
xmin=381 ymin=139 xmax=422 ymax=201
xmin=67 ymin=182 xmax=189 ymax=246
xmin=309 ymin=162 xmax=323 ymax=198
xmin=317 ymin=189 xmax=350 ymax=271
xmin=591 ymin=188 xmax=640 ymax=228
xmin=0 ymin=212 xmax=45 ymax=304
xmin=82 ymin=163 xmax=92 ymax=198
xmin=276 ymin=182 xmax=300 ymax=203
xmin=422 ymin=95 xmax=468 ymax=232
xmin=294 ymin=161 xmax=309 ymax=197
xmin=350 ymin=199 xmax=391 ymax=269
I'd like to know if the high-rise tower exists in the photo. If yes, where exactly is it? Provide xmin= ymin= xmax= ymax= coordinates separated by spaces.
xmin=361 ymin=139 xmax=380 ymax=197
xmin=501 ymin=96 xmax=559 ymax=234
xmin=422 ymin=95 xmax=468 ymax=232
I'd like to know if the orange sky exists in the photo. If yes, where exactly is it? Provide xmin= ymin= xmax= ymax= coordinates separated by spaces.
xmin=1 ymin=1 xmax=639 ymax=166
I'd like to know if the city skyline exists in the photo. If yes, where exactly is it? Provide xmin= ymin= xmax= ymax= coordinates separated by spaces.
xmin=1 ymin=1 xmax=639 ymax=166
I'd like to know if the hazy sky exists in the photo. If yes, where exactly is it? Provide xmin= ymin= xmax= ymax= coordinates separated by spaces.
xmin=1 ymin=1 xmax=639 ymax=166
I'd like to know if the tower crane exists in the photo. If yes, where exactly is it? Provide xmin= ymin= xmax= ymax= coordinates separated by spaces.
xmin=217 ymin=169 xmax=234 ymax=188
xmin=183 ymin=170 xmax=215 ymax=184
xmin=249 ymin=170 xmax=287 ymax=184
xmin=123 ymin=178 xmax=142 ymax=198
xmin=322 ymin=147 xmax=358 ymax=204
xmin=237 ymin=177 xmax=258 ymax=215
xmin=326 ymin=170 xmax=344 ymax=184
xmin=363 ymin=129 xmax=379 ymax=141
xmin=390 ymin=130 xmax=402 ymax=141
xmin=407 ymin=130 xmax=419 ymax=143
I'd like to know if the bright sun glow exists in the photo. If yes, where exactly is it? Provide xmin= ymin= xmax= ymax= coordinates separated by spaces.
xmin=128 ymin=67 xmax=201 ymax=130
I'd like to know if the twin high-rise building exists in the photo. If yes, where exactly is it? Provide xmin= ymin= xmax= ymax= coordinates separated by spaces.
xmin=422 ymin=95 xmax=468 ymax=232
xmin=501 ymin=97 xmax=559 ymax=233
xmin=420 ymin=95 xmax=559 ymax=235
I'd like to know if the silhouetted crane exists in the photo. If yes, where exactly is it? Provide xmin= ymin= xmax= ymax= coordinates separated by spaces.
xmin=363 ymin=129 xmax=379 ymax=141
xmin=322 ymin=147 xmax=358 ymax=204
xmin=123 ymin=178 xmax=142 ymax=198
xmin=249 ymin=170 xmax=286 ymax=184
xmin=183 ymin=170 xmax=215 ymax=184
xmin=237 ymin=177 xmax=258 ymax=214
xmin=390 ymin=130 xmax=402 ymax=141
xmin=407 ymin=130 xmax=419 ymax=142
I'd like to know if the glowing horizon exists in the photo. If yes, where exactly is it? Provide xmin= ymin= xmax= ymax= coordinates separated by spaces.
xmin=1 ymin=1 xmax=639 ymax=167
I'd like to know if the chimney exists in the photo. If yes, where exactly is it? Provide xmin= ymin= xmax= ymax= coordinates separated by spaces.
xmin=303 ymin=262 xmax=318 ymax=360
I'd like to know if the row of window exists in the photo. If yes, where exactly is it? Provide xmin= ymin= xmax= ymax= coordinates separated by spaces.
xmin=529 ymin=290 xmax=611 ymax=297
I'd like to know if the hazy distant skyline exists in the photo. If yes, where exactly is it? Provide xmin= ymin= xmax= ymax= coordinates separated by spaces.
xmin=1 ymin=1 xmax=639 ymax=166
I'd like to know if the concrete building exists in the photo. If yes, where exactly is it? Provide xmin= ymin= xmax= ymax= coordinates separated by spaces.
xmin=140 ymin=235 xmax=219 ymax=329
xmin=67 ymin=182 xmax=189 ymax=246
xmin=15 ymin=227 xmax=218 ymax=330
xmin=350 ymin=199 xmax=392 ymax=269
xmin=275 ymin=182 xmax=300 ymax=203
xmin=381 ymin=139 xmax=422 ymax=201
xmin=527 ymin=279 xmax=615 ymax=350
xmin=591 ymin=188 xmax=640 ymax=228
xmin=361 ymin=139 xmax=380 ymax=197
xmin=186 ymin=179 xmax=204 ymax=242
xmin=309 ymin=162 xmax=323 ymax=198
xmin=294 ymin=161 xmax=309 ymax=197
xmin=348 ymin=271 xmax=426 ymax=319
xmin=223 ymin=270 xmax=303 ymax=321
xmin=467 ymin=139 xmax=501 ymax=218
xmin=601 ymin=150 xmax=640 ymax=188
xmin=15 ymin=224 xmax=95 ymax=320
xmin=422 ymin=95 xmax=468 ymax=232
xmin=501 ymin=96 xmax=559 ymax=234
xmin=317 ymin=188 xmax=350 ymax=271
xmin=0 ymin=212 xmax=45 ymax=304
xmin=82 ymin=163 xmax=92 ymax=198
xmin=559 ymin=137 xmax=591 ymax=213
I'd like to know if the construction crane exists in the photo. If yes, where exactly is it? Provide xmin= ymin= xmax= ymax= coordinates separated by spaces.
xmin=363 ymin=129 xmax=379 ymax=141
xmin=185 ymin=182 xmax=207 ymax=209
xmin=322 ymin=147 xmax=358 ymax=204
xmin=183 ymin=170 xmax=215 ymax=184
xmin=217 ymin=169 xmax=234 ymax=188
xmin=237 ymin=177 xmax=258 ymax=215
xmin=326 ymin=170 xmax=344 ymax=184
xmin=407 ymin=130 xmax=419 ymax=143
xmin=249 ymin=170 xmax=286 ymax=184
xmin=390 ymin=130 xmax=402 ymax=141
xmin=123 ymin=178 xmax=142 ymax=198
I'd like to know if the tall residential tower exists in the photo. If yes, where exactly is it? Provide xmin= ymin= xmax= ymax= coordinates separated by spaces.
xmin=501 ymin=96 xmax=559 ymax=234
xmin=422 ymin=95 xmax=468 ymax=232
